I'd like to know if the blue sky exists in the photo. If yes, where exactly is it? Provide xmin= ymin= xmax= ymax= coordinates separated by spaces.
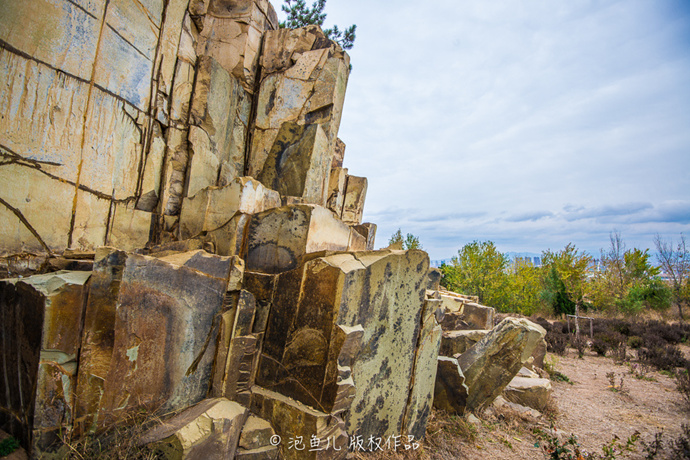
xmin=278 ymin=0 xmax=690 ymax=260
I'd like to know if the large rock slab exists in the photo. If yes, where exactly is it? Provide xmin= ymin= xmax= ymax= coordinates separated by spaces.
xmin=250 ymin=387 xmax=347 ymax=460
xmin=255 ymin=249 xmax=432 ymax=440
xmin=139 ymin=398 xmax=248 ymax=460
xmin=0 ymin=271 xmax=90 ymax=457
xmin=74 ymin=248 xmax=234 ymax=435
xmin=244 ymin=204 xmax=350 ymax=273
xmin=457 ymin=318 xmax=546 ymax=412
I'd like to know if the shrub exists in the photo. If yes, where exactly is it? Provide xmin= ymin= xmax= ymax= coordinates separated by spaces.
xmin=546 ymin=332 xmax=568 ymax=356
xmin=571 ymin=336 xmax=587 ymax=359
xmin=0 ymin=437 xmax=19 ymax=457
xmin=591 ymin=335 xmax=610 ymax=357
xmin=639 ymin=345 xmax=688 ymax=371
xmin=627 ymin=336 xmax=643 ymax=349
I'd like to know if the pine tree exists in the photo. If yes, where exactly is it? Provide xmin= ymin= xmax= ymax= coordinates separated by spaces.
xmin=280 ymin=0 xmax=356 ymax=50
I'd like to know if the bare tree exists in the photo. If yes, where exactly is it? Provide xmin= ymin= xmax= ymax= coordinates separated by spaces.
xmin=654 ymin=233 xmax=689 ymax=320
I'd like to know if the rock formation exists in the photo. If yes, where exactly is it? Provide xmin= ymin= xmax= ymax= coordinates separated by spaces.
xmin=0 ymin=0 xmax=551 ymax=457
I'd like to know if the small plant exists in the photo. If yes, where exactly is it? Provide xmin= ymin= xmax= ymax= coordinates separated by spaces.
xmin=547 ymin=332 xmax=569 ymax=356
xmin=669 ymin=424 xmax=690 ymax=459
xmin=606 ymin=372 xmax=628 ymax=395
xmin=572 ymin=335 xmax=587 ymax=359
xmin=533 ymin=427 xmax=639 ymax=459
xmin=0 ymin=436 xmax=20 ymax=456
xmin=544 ymin=356 xmax=573 ymax=384
xmin=591 ymin=335 xmax=610 ymax=357
xmin=628 ymin=362 xmax=656 ymax=382
xmin=640 ymin=431 xmax=664 ymax=459
xmin=676 ymin=365 xmax=690 ymax=409
xmin=627 ymin=336 xmax=643 ymax=349
xmin=639 ymin=344 xmax=688 ymax=371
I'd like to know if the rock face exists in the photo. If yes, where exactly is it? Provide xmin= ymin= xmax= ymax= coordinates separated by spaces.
xmin=0 ymin=0 xmax=547 ymax=457
xmin=457 ymin=318 xmax=547 ymax=412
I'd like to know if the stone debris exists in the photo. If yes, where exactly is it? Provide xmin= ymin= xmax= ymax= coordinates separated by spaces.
xmin=503 ymin=377 xmax=553 ymax=411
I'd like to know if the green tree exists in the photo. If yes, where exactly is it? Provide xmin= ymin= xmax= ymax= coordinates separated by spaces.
xmin=388 ymin=229 xmax=422 ymax=250
xmin=541 ymin=244 xmax=593 ymax=321
xmin=507 ymin=258 xmax=543 ymax=316
xmin=440 ymin=241 xmax=511 ymax=311
xmin=280 ymin=0 xmax=356 ymax=50
xmin=540 ymin=266 xmax=576 ymax=316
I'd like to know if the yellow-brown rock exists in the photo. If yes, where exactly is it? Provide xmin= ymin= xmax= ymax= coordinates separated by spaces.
xmin=257 ymin=122 xmax=332 ymax=205
xmin=457 ymin=318 xmax=547 ymax=412
xmin=74 ymin=248 xmax=235 ymax=435
xmin=244 ymin=204 xmax=350 ymax=273
xmin=250 ymin=387 xmax=348 ymax=460
xmin=139 ymin=397 xmax=248 ymax=460
xmin=0 ymin=271 xmax=91 ymax=457
xmin=341 ymin=175 xmax=367 ymax=225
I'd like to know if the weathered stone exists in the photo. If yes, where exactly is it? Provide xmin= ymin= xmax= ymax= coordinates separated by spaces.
xmin=326 ymin=167 xmax=347 ymax=216
xmin=457 ymin=318 xmax=547 ymax=412
xmin=331 ymin=138 xmax=346 ymax=169
xmin=248 ymin=26 xmax=349 ymax=177
xmin=433 ymin=357 xmax=468 ymax=415
xmin=402 ymin=299 xmax=443 ymax=439
xmin=341 ymin=175 xmax=367 ymax=225
xmin=256 ymin=249 xmax=430 ymax=440
xmin=74 ymin=248 xmax=233 ymax=435
xmin=202 ymin=213 xmax=254 ymax=257
xmin=257 ymin=122 xmax=332 ymax=206
xmin=238 ymin=415 xmax=275 ymax=450
xmin=347 ymin=227 xmax=367 ymax=251
xmin=244 ymin=204 xmax=350 ymax=274
xmin=462 ymin=303 xmax=495 ymax=330
xmin=242 ymin=271 xmax=277 ymax=334
xmin=353 ymin=223 xmax=377 ymax=251
xmin=439 ymin=330 xmax=488 ymax=357
xmin=179 ymin=177 xmax=281 ymax=239
xmin=439 ymin=312 xmax=472 ymax=331
xmin=531 ymin=338 xmax=548 ymax=370
xmin=159 ymin=127 xmax=191 ymax=216
xmin=236 ymin=445 xmax=280 ymax=459
xmin=197 ymin=0 xmax=277 ymax=91
xmin=503 ymin=377 xmax=552 ymax=412
xmin=426 ymin=268 xmax=442 ymax=291
xmin=250 ymin=387 xmax=348 ymax=460
xmin=139 ymin=398 xmax=248 ymax=460
xmin=0 ymin=271 xmax=90 ymax=456
xmin=187 ymin=56 xmax=248 ymax=196
xmin=137 ymin=123 xmax=167 ymax=212
xmin=492 ymin=395 xmax=542 ymax=418
xmin=107 ymin=202 xmax=153 ymax=251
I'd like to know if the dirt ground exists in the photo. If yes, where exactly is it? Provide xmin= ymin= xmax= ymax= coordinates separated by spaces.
xmin=437 ymin=345 xmax=690 ymax=460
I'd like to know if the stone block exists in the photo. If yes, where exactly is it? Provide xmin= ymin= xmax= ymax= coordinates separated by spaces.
xmin=331 ymin=138 xmax=346 ymax=169
xmin=347 ymin=228 xmax=367 ymax=252
xmin=427 ymin=268 xmax=442 ymax=291
xmin=139 ymin=398 xmax=248 ymax=460
xmin=256 ymin=249 xmax=431 ymax=440
xmin=257 ymin=122 xmax=332 ymax=206
xmin=326 ymin=167 xmax=347 ymax=216
xmin=353 ymin=223 xmax=376 ymax=251
xmin=433 ymin=357 xmax=468 ymax=415
xmin=244 ymin=204 xmax=350 ymax=274
xmin=74 ymin=249 xmax=233 ymax=435
xmin=238 ymin=415 xmax=275 ymax=450
xmin=0 ymin=271 xmax=90 ymax=456
xmin=457 ymin=318 xmax=547 ymax=412
xmin=531 ymin=338 xmax=548 ymax=370
xmin=250 ymin=387 xmax=348 ymax=460
xmin=107 ymin=202 xmax=153 ymax=251
xmin=439 ymin=330 xmax=488 ymax=357
xmin=462 ymin=302 xmax=495 ymax=330
xmin=179 ymin=177 xmax=281 ymax=239
xmin=341 ymin=175 xmax=367 ymax=225
xmin=503 ymin=377 xmax=552 ymax=412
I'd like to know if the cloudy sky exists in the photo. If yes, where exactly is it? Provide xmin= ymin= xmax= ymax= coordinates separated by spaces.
xmin=279 ymin=0 xmax=690 ymax=261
